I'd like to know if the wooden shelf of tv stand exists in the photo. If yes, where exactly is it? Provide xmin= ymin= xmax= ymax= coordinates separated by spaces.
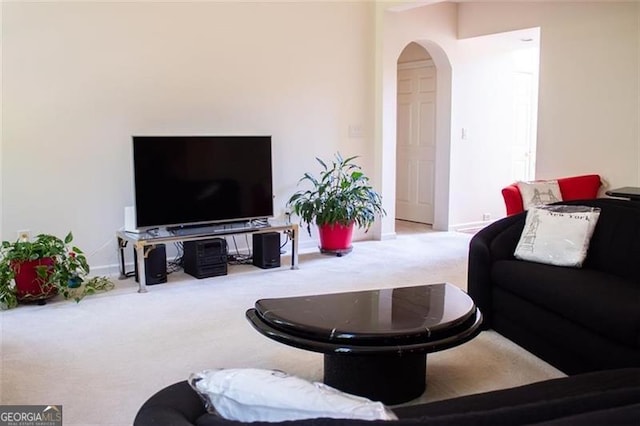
xmin=116 ymin=222 xmax=299 ymax=293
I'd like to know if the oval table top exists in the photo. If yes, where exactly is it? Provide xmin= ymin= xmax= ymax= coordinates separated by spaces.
xmin=246 ymin=283 xmax=482 ymax=355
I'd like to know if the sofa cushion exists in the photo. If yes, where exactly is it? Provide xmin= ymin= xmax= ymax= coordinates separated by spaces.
xmin=492 ymin=287 xmax=640 ymax=373
xmin=577 ymin=200 xmax=640 ymax=282
xmin=492 ymin=260 xmax=640 ymax=348
xmin=492 ymin=198 xmax=640 ymax=281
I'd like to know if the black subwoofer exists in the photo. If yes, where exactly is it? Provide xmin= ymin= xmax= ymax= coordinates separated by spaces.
xmin=252 ymin=232 xmax=281 ymax=269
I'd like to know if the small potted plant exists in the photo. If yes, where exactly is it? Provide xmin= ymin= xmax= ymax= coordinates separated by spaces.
xmin=287 ymin=153 xmax=386 ymax=255
xmin=0 ymin=232 xmax=114 ymax=309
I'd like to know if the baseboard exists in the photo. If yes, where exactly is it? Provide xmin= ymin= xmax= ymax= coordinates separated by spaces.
xmin=90 ymin=263 xmax=124 ymax=277
xmin=295 ymin=233 xmax=396 ymax=253
xmin=297 ymin=239 xmax=320 ymax=252
xmin=450 ymin=220 xmax=494 ymax=233
xmin=379 ymin=231 xmax=397 ymax=241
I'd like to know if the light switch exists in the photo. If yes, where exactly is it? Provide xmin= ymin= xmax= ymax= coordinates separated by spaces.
xmin=348 ymin=124 xmax=363 ymax=138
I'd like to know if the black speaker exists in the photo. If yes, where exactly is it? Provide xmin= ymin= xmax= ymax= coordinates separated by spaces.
xmin=134 ymin=244 xmax=167 ymax=285
xmin=252 ymin=232 xmax=281 ymax=269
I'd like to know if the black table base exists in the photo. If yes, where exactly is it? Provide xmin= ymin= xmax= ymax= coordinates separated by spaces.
xmin=324 ymin=352 xmax=426 ymax=405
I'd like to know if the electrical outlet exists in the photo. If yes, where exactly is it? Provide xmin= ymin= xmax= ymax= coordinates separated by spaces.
xmin=482 ymin=213 xmax=491 ymax=221
xmin=17 ymin=229 xmax=31 ymax=241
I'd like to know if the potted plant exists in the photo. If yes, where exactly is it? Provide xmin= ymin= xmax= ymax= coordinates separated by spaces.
xmin=0 ymin=232 xmax=114 ymax=310
xmin=287 ymin=153 xmax=385 ymax=255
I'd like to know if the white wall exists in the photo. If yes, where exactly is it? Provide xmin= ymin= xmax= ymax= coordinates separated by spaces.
xmin=0 ymin=2 xmax=3 ymax=239
xmin=378 ymin=1 xmax=638 ymax=231
xmin=3 ymin=1 xmax=639 ymax=271
xmin=2 ymin=2 xmax=376 ymax=270
xmin=458 ymin=1 xmax=640 ymax=187
xmin=376 ymin=1 xmax=458 ymax=235
xmin=450 ymin=29 xmax=540 ymax=227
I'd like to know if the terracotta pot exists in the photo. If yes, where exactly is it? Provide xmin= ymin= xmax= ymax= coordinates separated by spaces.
xmin=12 ymin=258 xmax=57 ymax=303
xmin=318 ymin=222 xmax=354 ymax=254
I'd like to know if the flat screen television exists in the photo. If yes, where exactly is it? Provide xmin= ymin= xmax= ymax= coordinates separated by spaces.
xmin=132 ymin=135 xmax=273 ymax=230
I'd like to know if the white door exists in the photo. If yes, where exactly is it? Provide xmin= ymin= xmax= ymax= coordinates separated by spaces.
xmin=510 ymin=46 xmax=539 ymax=183
xmin=396 ymin=60 xmax=436 ymax=224
xmin=510 ymin=71 xmax=536 ymax=182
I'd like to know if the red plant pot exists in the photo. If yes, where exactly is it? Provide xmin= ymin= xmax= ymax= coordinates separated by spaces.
xmin=318 ymin=222 xmax=355 ymax=252
xmin=12 ymin=258 xmax=57 ymax=302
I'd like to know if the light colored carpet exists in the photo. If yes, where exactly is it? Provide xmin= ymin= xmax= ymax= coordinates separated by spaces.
xmin=0 ymin=223 xmax=564 ymax=425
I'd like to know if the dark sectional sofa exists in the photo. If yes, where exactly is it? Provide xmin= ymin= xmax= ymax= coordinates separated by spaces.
xmin=135 ymin=368 xmax=640 ymax=425
xmin=468 ymin=198 xmax=640 ymax=374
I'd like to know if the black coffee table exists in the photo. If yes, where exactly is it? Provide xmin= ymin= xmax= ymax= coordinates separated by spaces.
xmin=245 ymin=283 xmax=482 ymax=404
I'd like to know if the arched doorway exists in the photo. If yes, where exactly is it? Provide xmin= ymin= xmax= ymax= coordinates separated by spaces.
xmin=392 ymin=40 xmax=452 ymax=232
xmin=396 ymin=42 xmax=436 ymax=225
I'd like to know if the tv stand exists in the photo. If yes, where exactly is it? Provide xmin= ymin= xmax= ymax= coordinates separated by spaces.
xmin=116 ymin=221 xmax=298 ymax=293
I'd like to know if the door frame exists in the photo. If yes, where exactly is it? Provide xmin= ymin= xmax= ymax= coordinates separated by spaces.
xmin=394 ymin=41 xmax=452 ymax=232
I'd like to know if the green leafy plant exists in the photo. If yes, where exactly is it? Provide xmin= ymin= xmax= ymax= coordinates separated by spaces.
xmin=287 ymin=153 xmax=386 ymax=236
xmin=0 ymin=232 xmax=114 ymax=310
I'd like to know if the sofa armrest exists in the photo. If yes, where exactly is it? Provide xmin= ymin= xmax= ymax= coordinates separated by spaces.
xmin=501 ymin=184 xmax=524 ymax=216
xmin=467 ymin=213 xmax=525 ymax=329
xmin=393 ymin=368 xmax=640 ymax=424
xmin=136 ymin=369 xmax=640 ymax=426
xmin=134 ymin=381 xmax=206 ymax=426
xmin=502 ymin=175 xmax=602 ymax=217
xmin=557 ymin=174 xmax=602 ymax=200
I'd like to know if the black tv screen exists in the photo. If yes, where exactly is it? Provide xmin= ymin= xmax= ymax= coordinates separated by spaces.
xmin=132 ymin=136 xmax=273 ymax=230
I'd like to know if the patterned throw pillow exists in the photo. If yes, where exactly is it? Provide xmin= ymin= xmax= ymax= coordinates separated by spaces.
xmin=514 ymin=205 xmax=601 ymax=268
xmin=517 ymin=180 xmax=563 ymax=210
